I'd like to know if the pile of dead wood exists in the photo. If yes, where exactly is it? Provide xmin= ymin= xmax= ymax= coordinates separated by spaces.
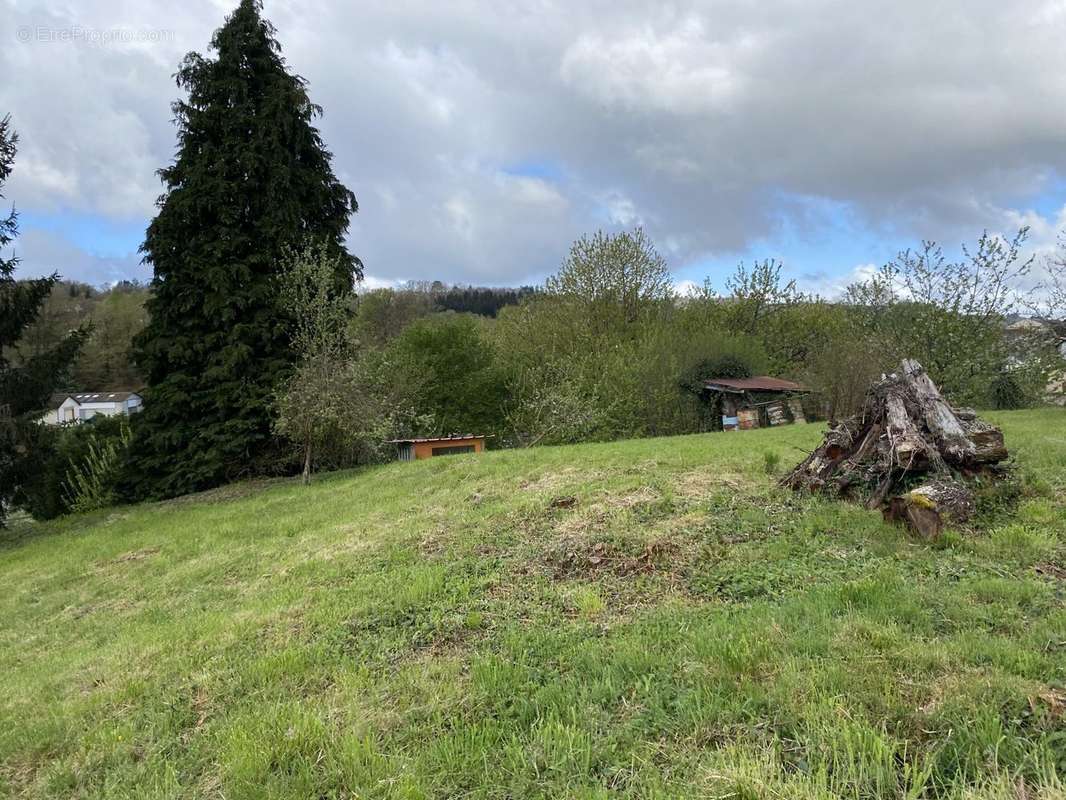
xmin=781 ymin=359 xmax=1008 ymax=538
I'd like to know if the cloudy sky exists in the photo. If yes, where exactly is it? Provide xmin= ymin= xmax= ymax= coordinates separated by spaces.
xmin=3 ymin=0 xmax=1066 ymax=294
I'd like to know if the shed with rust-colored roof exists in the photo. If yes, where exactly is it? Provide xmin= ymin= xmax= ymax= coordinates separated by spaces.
xmin=703 ymin=376 xmax=809 ymax=430
xmin=703 ymin=376 xmax=806 ymax=394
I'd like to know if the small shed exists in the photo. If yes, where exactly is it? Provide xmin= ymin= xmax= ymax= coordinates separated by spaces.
xmin=388 ymin=434 xmax=489 ymax=461
xmin=703 ymin=376 xmax=808 ymax=431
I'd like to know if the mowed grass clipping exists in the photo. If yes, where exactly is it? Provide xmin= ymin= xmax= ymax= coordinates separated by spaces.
xmin=1 ymin=409 xmax=1065 ymax=799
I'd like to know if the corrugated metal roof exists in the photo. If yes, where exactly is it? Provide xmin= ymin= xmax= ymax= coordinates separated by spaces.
xmin=71 ymin=391 xmax=140 ymax=402
xmin=703 ymin=376 xmax=807 ymax=392
xmin=387 ymin=434 xmax=490 ymax=444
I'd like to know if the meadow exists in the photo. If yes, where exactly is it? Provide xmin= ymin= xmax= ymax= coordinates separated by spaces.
xmin=1 ymin=409 xmax=1064 ymax=799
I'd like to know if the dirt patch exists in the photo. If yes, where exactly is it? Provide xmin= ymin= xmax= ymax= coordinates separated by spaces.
xmin=674 ymin=469 xmax=743 ymax=500
xmin=1034 ymin=562 xmax=1066 ymax=580
xmin=550 ymin=487 xmax=665 ymax=537
xmin=102 ymin=546 xmax=160 ymax=567
xmin=914 ymin=668 xmax=1002 ymax=717
xmin=545 ymin=536 xmax=681 ymax=579
xmin=554 ymin=505 xmax=610 ymax=537
xmin=113 ymin=546 xmax=160 ymax=563
xmin=651 ymin=511 xmax=712 ymax=538
xmin=520 ymin=467 xmax=602 ymax=494
xmin=419 ymin=529 xmax=449 ymax=557
xmin=607 ymin=486 xmax=661 ymax=509
xmin=308 ymin=527 xmax=381 ymax=561
xmin=1031 ymin=687 xmax=1066 ymax=718
xmin=179 ymin=685 xmax=212 ymax=742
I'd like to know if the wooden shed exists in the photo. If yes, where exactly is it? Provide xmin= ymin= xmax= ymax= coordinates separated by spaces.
xmin=703 ymin=376 xmax=808 ymax=431
xmin=388 ymin=434 xmax=488 ymax=461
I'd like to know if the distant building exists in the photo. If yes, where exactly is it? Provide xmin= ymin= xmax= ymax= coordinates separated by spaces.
xmin=1003 ymin=316 xmax=1066 ymax=403
xmin=388 ymin=434 xmax=488 ymax=461
xmin=703 ymin=376 xmax=808 ymax=430
xmin=41 ymin=391 xmax=144 ymax=425
xmin=1004 ymin=316 xmax=1066 ymax=359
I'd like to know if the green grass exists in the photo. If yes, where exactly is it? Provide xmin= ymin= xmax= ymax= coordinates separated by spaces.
xmin=2 ymin=409 xmax=1065 ymax=799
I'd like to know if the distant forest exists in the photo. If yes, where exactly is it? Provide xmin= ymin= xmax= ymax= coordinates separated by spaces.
xmin=14 ymin=279 xmax=537 ymax=391
xmin=15 ymin=280 xmax=149 ymax=391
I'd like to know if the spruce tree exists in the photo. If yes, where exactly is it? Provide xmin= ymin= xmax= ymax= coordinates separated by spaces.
xmin=127 ymin=0 xmax=358 ymax=499
xmin=0 ymin=115 xmax=87 ymax=525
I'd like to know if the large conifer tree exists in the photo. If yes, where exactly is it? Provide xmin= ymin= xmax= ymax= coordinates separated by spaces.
xmin=128 ymin=0 xmax=358 ymax=499
xmin=0 ymin=115 xmax=87 ymax=525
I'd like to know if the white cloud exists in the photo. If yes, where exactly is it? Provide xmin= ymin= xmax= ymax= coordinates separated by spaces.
xmin=357 ymin=274 xmax=400 ymax=291
xmin=672 ymin=278 xmax=701 ymax=297
xmin=498 ymin=174 xmax=568 ymax=212
xmin=443 ymin=195 xmax=475 ymax=241
xmin=13 ymin=228 xmax=140 ymax=285
xmin=794 ymin=263 xmax=881 ymax=299
xmin=560 ymin=15 xmax=752 ymax=116
xmin=602 ymin=192 xmax=643 ymax=227
xmin=4 ymin=0 xmax=1066 ymax=287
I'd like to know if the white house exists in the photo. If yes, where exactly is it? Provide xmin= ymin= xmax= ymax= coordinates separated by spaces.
xmin=42 ymin=391 xmax=144 ymax=425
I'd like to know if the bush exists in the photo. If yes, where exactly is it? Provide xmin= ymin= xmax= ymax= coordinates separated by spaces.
xmin=988 ymin=371 xmax=1027 ymax=409
xmin=388 ymin=315 xmax=508 ymax=437
xmin=64 ymin=421 xmax=131 ymax=512
xmin=803 ymin=333 xmax=883 ymax=421
xmin=18 ymin=416 xmax=131 ymax=519
xmin=274 ymin=349 xmax=430 ymax=478
xmin=678 ymin=353 xmax=754 ymax=395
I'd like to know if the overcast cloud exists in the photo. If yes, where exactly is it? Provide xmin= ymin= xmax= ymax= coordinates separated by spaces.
xmin=3 ymin=0 xmax=1066 ymax=290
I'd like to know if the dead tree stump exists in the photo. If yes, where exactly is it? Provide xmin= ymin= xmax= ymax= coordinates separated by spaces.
xmin=781 ymin=360 xmax=1007 ymax=538
xmin=884 ymin=480 xmax=977 ymax=539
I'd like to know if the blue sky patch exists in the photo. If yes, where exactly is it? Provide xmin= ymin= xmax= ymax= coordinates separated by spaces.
xmin=19 ymin=210 xmax=145 ymax=259
xmin=500 ymin=159 xmax=565 ymax=182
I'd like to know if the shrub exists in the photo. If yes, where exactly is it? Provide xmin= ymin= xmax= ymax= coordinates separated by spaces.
xmin=678 ymin=354 xmax=754 ymax=396
xmin=988 ymin=371 xmax=1026 ymax=409
xmin=803 ymin=333 xmax=883 ymax=421
xmin=63 ymin=421 xmax=131 ymax=513
xmin=388 ymin=315 xmax=508 ymax=438
xmin=18 ymin=416 xmax=131 ymax=519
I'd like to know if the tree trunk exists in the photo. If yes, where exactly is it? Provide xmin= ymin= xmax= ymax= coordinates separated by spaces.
xmin=782 ymin=360 xmax=1007 ymax=537
xmin=901 ymin=359 xmax=975 ymax=463
xmin=883 ymin=480 xmax=976 ymax=540
xmin=302 ymin=441 xmax=312 ymax=485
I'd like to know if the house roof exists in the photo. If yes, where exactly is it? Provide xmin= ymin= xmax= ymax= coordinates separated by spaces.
xmin=48 ymin=391 xmax=141 ymax=408
xmin=1005 ymin=318 xmax=1049 ymax=332
xmin=71 ymin=391 xmax=141 ymax=403
xmin=47 ymin=393 xmax=73 ymax=409
xmin=387 ymin=434 xmax=490 ymax=444
xmin=703 ymin=376 xmax=807 ymax=393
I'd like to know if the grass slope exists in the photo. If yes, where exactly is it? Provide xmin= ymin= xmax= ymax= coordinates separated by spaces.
xmin=2 ymin=409 xmax=1065 ymax=799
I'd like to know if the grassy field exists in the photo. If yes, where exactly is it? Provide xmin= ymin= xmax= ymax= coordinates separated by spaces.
xmin=1 ymin=409 xmax=1065 ymax=799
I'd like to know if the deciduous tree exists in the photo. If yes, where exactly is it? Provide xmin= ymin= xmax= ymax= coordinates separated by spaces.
xmin=546 ymin=227 xmax=673 ymax=336
xmin=273 ymin=242 xmax=354 ymax=483
xmin=844 ymin=229 xmax=1042 ymax=406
